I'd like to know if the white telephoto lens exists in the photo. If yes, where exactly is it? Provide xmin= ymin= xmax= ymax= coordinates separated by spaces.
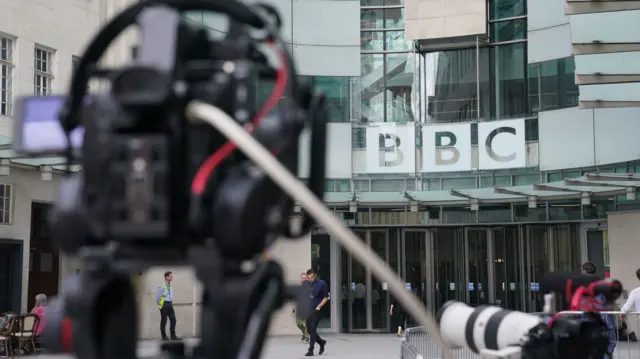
xmin=436 ymin=301 xmax=542 ymax=353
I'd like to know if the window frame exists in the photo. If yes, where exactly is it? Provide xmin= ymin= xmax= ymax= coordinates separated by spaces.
xmin=0 ymin=183 xmax=15 ymax=225
xmin=34 ymin=45 xmax=55 ymax=96
xmin=0 ymin=34 xmax=15 ymax=116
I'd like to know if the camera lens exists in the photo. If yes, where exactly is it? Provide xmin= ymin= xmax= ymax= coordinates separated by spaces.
xmin=437 ymin=301 xmax=542 ymax=353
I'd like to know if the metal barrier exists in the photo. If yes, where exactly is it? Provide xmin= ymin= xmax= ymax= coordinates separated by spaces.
xmin=400 ymin=312 xmax=640 ymax=359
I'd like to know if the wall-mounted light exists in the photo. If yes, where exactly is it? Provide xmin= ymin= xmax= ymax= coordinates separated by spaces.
xmin=349 ymin=201 xmax=357 ymax=213
xmin=528 ymin=196 xmax=537 ymax=209
xmin=627 ymin=187 xmax=637 ymax=201
xmin=0 ymin=159 xmax=10 ymax=176
xmin=410 ymin=201 xmax=418 ymax=213
xmin=580 ymin=192 xmax=591 ymax=206
xmin=40 ymin=165 xmax=53 ymax=181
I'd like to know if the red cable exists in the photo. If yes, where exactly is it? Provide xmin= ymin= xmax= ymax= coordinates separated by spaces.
xmin=190 ymin=41 xmax=289 ymax=195
xmin=61 ymin=317 xmax=74 ymax=353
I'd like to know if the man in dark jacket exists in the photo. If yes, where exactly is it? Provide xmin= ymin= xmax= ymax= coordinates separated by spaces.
xmin=305 ymin=269 xmax=329 ymax=356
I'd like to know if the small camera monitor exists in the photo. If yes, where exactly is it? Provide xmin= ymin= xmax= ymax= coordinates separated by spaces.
xmin=13 ymin=96 xmax=85 ymax=155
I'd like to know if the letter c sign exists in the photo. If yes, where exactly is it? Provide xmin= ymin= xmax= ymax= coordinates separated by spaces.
xmin=477 ymin=120 xmax=526 ymax=170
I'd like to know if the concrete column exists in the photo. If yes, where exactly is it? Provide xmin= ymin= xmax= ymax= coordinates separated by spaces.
xmin=608 ymin=210 xmax=640 ymax=329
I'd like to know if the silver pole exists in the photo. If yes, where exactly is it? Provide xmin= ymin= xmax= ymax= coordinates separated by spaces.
xmin=476 ymin=36 xmax=480 ymax=121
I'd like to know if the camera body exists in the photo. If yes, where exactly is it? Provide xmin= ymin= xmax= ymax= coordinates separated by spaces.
xmin=13 ymin=2 xmax=326 ymax=263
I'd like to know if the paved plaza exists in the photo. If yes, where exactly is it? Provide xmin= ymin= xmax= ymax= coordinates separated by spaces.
xmin=30 ymin=335 xmax=640 ymax=359
xmin=134 ymin=334 xmax=402 ymax=359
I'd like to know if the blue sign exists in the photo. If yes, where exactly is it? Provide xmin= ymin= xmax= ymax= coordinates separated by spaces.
xmin=351 ymin=283 xmax=356 ymax=291
xmin=468 ymin=282 xmax=475 ymax=291
xmin=530 ymin=282 xmax=539 ymax=292
xmin=405 ymin=283 xmax=412 ymax=290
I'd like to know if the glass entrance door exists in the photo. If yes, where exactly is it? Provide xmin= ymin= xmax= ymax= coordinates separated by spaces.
xmin=491 ymin=226 xmax=525 ymax=311
xmin=524 ymin=226 xmax=552 ymax=312
xmin=432 ymin=228 xmax=465 ymax=311
xmin=466 ymin=228 xmax=490 ymax=306
xmin=402 ymin=230 xmax=429 ymax=325
xmin=343 ymin=229 xmax=391 ymax=332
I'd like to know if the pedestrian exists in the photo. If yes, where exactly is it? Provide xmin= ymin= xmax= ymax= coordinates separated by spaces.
xmin=621 ymin=267 xmax=640 ymax=314
xmin=294 ymin=272 xmax=310 ymax=344
xmin=582 ymin=261 xmax=616 ymax=359
xmin=305 ymin=269 xmax=328 ymax=356
xmin=389 ymin=296 xmax=407 ymax=337
xmin=157 ymin=271 xmax=180 ymax=341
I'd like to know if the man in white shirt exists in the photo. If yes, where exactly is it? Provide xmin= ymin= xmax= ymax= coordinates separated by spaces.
xmin=621 ymin=268 xmax=640 ymax=314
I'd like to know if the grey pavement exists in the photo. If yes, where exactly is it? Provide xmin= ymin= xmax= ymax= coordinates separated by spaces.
xmin=134 ymin=334 xmax=402 ymax=359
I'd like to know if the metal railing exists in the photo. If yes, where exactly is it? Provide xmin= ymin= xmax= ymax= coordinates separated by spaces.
xmin=400 ymin=311 xmax=640 ymax=359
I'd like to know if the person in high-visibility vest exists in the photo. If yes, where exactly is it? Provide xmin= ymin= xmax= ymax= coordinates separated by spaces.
xmin=156 ymin=271 xmax=179 ymax=340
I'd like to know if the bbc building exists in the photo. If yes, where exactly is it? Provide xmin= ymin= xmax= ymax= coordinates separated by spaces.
xmin=1 ymin=0 xmax=640 ymax=338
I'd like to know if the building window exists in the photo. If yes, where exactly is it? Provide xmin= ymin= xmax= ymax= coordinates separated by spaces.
xmin=491 ymin=42 xmax=527 ymax=120
xmin=34 ymin=46 xmax=54 ymax=96
xmin=0 ymin=35 xmax=13 ymax=116
xmin=256 ymin=75 xmax=355 ymax=123
xmin=529 ymin=56 xmax=579 ymax=112
xmin=0 ymin=183 xmax=13 ymax=224
xmin=489 ymin=0 xmax=526 ymax=20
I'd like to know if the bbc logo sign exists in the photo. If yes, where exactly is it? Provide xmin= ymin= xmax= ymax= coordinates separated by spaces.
xmin=365 ymin=119 xmax=526 ymax=174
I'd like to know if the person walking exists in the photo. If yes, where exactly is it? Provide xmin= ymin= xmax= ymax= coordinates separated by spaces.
xmin=305 ymin=269 xmax=329 ymax=356
xmin=389 ymin=296 xmax=407 ymax=337
xmin=157 ymin=271 xmax=180 ymax=341
xmin=582 ymin=261 xmax=616 ymax=359
xmin=294 ymin=272 xmax=310 ymax=343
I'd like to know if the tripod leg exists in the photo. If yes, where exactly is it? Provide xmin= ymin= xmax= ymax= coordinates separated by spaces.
xmin=95 ymin=275 xmax=138 ymax=359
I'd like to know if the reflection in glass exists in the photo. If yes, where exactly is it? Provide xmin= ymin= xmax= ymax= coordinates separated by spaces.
xmin=479 ymin=204 xmax=512 ymax=223
xmin=360 ymin=54 xmax=385 ymax=122
xmin=433 ymin=228 xmax=466 ymax=310
xmin=311 ymin=234 xmax=332 ymax=328
xmin=539 ymin=57 xmax=579 ymax=111
xmin=553 ymin=225 xmax=580 ymax=310
xmin=385 ymin=53 xmax=416 ymax=123
xmin=385 ymin=31 xmax=412 ymax=51
xmin=584 ymin=198 xmax=615 ymax=219
xmin=422 ymin=48 xmax=490 ymax=123
xmin=383 ymin=8 xmax=404 ymax=28
xmin=514 ymin=203 xmax=547 ymax=222
xmin=525 ymin=226 xmax=550 ymax=312
xmin=586 ymin=230 xmax=608 ymax=279
xmin=468 ymin=230 xmax=489 ymax=306
xmin=314 ymin=77 xmax=350 ymax=122
xmin=349 ymin=231 xmax=367 ymax=330
xmin=361 ymin=31 xmax=384 ymax=51
xmin=361 ymin=9 xmax=383 ymax=29
xmin=492 ymin=43 xmax=527 ymax=120
xmin=370 ymin=231 xmax=389 ymax=330
xmin=548 ymin=200 xmax=582 ymax=221
xmin=489 ymin=0 xmax=526 ymax=19
xmin=493 ymin=227 xmax=524 ymax=311
xmin=404 ymin=231 xmax=427 ymax=326
xmin=490 ymin=19 xmax=526 ymax=42
xmin=528 ymin=63 xmax=540 ymax=115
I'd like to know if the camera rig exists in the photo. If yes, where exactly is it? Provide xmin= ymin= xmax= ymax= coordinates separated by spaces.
xmin=32 ymin=1 xmax=330 ymax=359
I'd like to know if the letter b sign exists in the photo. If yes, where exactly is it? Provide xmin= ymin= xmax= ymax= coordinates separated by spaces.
xmin=365 ymin=125 xmax=416 ymax=173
